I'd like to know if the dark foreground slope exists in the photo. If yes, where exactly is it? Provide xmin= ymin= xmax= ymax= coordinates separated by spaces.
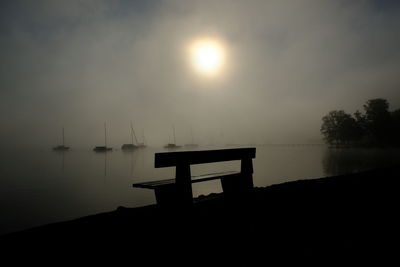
xmin=1 ymin=167 xmax=399 ymax=264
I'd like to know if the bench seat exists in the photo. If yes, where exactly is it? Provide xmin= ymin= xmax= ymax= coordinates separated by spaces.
xmin=132 ymin=171 xmax=239 ymax=189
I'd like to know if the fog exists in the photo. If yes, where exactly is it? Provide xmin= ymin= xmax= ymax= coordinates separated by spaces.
xmin=1 ymin=0 xmax=400 ymax=148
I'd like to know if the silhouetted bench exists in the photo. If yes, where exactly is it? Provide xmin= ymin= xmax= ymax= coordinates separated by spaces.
xmin=132 ymin=148 xmax=256 ymax=206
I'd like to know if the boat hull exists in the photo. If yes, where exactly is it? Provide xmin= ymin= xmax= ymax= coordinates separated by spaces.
xmin=121 ymin=144 xmax=138 ymax=150
xmin=53 ymin=146 xmax=70 ymax=151
xmin=93 ymin=146 xmax=112 ymax=152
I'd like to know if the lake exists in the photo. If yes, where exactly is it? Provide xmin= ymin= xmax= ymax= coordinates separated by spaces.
xmin=1 ymin=145 xmax=399 ymax=235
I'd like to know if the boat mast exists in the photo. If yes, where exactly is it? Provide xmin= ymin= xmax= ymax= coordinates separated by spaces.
xmin=130 ymin=123 xmax=134 ymax=145
xmin=142 ymin=129 xmax=146 ymax=145
xmin=131 ymin=122 xmax=139 ymax=145
xmin=173 ymin=125 xmax=176 ymax=144
xmin=62 ymin=127 xmax=65 ymax=146
xmin=104 ymin=122 xmax=107 ymax=147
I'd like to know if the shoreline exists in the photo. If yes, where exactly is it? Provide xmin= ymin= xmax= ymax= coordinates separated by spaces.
xmin=1 ymin=166 xmax=399 ymax=262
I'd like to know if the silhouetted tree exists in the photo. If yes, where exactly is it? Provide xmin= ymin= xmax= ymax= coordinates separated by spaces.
xmin=321 ymin=98 xmax=399 ymax=147
xmin=354 ymin=110 xmax=366 ymax=130
xmin=392 ymin=109 xmax=400 ymax=145
xmin=363 ymin=98 xmax=393 ymax=145
xmin=321 ymin=110 xmax=361 ymax=146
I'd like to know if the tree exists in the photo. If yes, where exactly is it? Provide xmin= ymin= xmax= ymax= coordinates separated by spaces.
xmin=320 ymin=110 xmax=361 ymax=146
xmin=392 ymin=109 xmax=400 ymax=125
xmin=391 ymin=109 xmax=400 ymax=145
xmin=321 ymin=98 xmax=399 ymax=147
xmin=363 ymin=98 xmax=393 ymax=145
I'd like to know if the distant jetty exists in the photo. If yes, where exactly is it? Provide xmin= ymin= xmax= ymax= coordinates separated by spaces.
xmin=183 ymin=143 xmax=199 ymax=148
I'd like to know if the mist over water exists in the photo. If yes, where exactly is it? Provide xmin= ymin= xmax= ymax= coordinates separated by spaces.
xmin=1 ymin=145 xmax=399 ymax=236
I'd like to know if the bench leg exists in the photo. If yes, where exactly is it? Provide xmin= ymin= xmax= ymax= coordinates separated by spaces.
xmin=175 ymin=164 xmax=193 ymax=206
xmin=221 ymin=157 xmax=254 ymax=197
xmin=154 ymin=184 xmax=178 ymax=206
xmin=221 ymin=174 xmax=253 ymax=196
xmin=154 ymin=183 xmax=193 ymax=207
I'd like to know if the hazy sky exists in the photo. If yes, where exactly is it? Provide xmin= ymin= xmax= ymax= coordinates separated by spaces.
xmin=1 ymin=0 xmax=400 ymax=147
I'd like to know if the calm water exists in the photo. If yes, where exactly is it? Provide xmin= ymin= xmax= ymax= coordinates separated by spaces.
xmin=1 ymin=145 xmax=399 ymax=235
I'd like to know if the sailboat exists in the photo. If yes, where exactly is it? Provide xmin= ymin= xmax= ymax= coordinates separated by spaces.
xmin=93 ymin=122 xmax=113 ymax=152
xmin=53 ymin=127 xmax=70 ymax=151
xmin=164 ymin=125 xmax=181 ymax=149
xmin=137 ymin=129 xmax=147 ymax=148
xmin=184 ymin=127 xmax=198 ymax=148
xmin=121 ymin=122 xmax=138 ymax=150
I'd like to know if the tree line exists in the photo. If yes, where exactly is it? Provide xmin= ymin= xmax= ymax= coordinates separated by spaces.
xmin=321 ymin=98 xmax=400 ymax=147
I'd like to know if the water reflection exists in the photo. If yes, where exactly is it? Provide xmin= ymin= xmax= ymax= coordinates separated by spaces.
xmin=104 ymin=152 xmax=107 ymax=176
xmin=322 ymin=148 xmax=400 ymax=176
xmin=2 ymin=145 xmax=400 ymax=236
xmin=122 ymin=150 xmax=138 ymax=177
xmin=53 ymin=150 xmax=67 ymax=171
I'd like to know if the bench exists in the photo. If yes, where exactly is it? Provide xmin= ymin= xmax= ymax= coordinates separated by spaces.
xmin=132 ymin=147 xmax=256 ymax=206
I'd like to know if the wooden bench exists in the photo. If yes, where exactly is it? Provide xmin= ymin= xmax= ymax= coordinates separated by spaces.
xmin=132 ymin=147 xmax=256 ymax=206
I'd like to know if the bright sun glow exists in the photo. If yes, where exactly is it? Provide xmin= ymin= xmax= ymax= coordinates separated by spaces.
xmin=189 ymin=38 xmax=226 ymax=77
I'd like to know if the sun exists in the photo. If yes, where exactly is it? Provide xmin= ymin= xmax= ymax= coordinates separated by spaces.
xmin=188 ymin=38 xmax=226 ymax=77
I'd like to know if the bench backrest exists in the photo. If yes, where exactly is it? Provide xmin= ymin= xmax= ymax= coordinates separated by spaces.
xmin=154 ymin=148 xmax=256 ymax=206
xmin=154 ymin=147 xmax=256 ymax=168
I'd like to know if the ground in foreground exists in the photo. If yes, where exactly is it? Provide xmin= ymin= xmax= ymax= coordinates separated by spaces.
xmin=2 ymin=167 xmax=399 ymax=264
